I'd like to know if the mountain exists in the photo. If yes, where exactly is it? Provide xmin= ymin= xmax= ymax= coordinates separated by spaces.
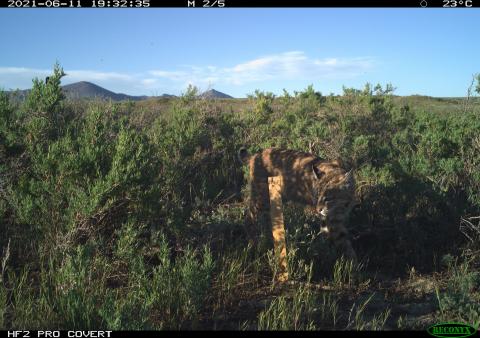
xmin=5 ymin=81 xmax=234 ymax=101
xmin=199 ymin=89 xmax=234 ymax=99
xmin=159 ymin=94 xmax=177 ymax=98
xmin=62 ymin=81 xmax=149 ymax=101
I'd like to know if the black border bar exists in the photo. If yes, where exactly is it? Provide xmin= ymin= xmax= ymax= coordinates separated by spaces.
xmin=167 ymin=0 xmax=472 ymax=7
xmin=0 ymin=330 xmax=431 ymax=337
xmin=2 ymin=0 xmax=479 ymax=7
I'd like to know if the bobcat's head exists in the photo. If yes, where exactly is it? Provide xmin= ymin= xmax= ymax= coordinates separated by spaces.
xmin=311 ymin=160 xmax=356 ymax=224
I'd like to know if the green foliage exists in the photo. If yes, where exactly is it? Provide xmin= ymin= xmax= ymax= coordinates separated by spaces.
xmin=47 ymin=246 xmax=102 ymax=329
xmin=106 ymin=231 xmax=214 ymax=329
xmin=148 ymin=101 xmax=243 ymax=237
xmin=248 ymin=90 xmax=275 ymax=118
xmin=3 ymin=64 xmax=480 ymax=329
xmin=294 ymin=84 xmax=325 ymax=113
xmin=23 ymin=62 xmax=66 ymax=148
xmin=332 ymin=256 xmax=365 ymax=289
xmin=436 ymin=254 xmax=480 ymax=327
xmin=258 ymin=283 xmax=317 ymax=330
xmin=6 ymin=229 xmax=214 ymax=329
xmin=181 ymin=84 xmax=199 ymax=104
xmin=280 ymin=88 xmax=292 ymax=106
xmin=24 ymin=62 xmax=65 ymax=115
xmin=0 ymin=91 xmax=18 ymax=150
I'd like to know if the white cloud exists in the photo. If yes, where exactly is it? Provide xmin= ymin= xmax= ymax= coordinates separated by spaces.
xmin=65 ymin=70 xmax=134 ymax=82
xmin=149 ymin=70 xmax=188 ymax=81
xmin=0 ymin=67 xmax=51 ymax=90
xmin=149 ymin=51 xmax=374 ymax=87
xmin=141 ymin=78 xmax=158 ymax=86
xmin=0 ymin=67 xmax=51 ymax=75
xmin=0 ymin=52 xmax=374 ymax=95
xmin=0 ymin=66 xmax=137 ymax=91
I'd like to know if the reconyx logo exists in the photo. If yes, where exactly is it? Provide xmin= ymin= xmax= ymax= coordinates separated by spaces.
xmin=427 ymin=322 xmax=477 ymax=338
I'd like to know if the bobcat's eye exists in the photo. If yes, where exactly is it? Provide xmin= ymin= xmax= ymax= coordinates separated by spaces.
xmin=323 ymin=196 xmax=333 ymax=204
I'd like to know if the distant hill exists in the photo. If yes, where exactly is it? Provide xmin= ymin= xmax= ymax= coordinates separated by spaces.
xmin=5 ymin=82 xmax=236 ymax=101
xmin=199 ymin=89 xmax=234 ymax=99
xmin=159 ymin=94 xmax=177 ymax=99
xmin=62 ymin=81 xmax=149 ymax=101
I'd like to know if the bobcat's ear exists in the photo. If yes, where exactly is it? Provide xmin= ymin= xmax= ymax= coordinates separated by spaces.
xmin=312 ymin=164 xmax=324 ymax=180
xmin=331 ymin=158 xmax=344 ymax=167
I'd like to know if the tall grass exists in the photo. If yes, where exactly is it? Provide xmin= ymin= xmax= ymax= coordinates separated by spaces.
xmin=435 ymin=253 xmax=480 ymax=328
xmin=257 ymin=267 xmax=317 ymax=330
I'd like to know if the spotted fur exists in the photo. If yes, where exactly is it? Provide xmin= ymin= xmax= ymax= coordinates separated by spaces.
xmin=239 ymin=147 xmax=357 ymax=261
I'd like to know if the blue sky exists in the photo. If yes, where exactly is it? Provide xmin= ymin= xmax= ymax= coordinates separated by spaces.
xmin=0 ymin=9 xmax=479 ymax=97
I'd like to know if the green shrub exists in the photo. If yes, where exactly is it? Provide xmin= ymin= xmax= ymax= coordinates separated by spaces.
xmin=436 ymin=254 xmax=480 ymax=327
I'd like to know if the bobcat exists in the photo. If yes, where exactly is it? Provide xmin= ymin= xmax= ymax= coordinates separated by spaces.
xmin=239 ymin=147 xmax=357 ymax=261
